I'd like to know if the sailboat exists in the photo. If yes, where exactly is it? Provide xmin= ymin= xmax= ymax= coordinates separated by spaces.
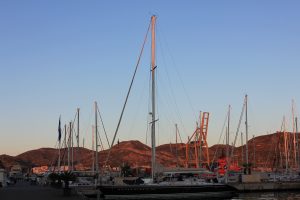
xmin=96 ymin=15 xmax=237 ymax=199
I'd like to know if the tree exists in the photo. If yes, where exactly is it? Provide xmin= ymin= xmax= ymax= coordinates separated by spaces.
xmin=121 ymin=163 xmax=132 ymax=177
xmin=242 ymin=163 xmax=252 ymax=175
xmin=48 ymin=173 xmax=61 ymax=187
xmin=60 ymin=171 xmax=76 ymax=189
xmin=60 ymin=171 xmax=76 ymax=196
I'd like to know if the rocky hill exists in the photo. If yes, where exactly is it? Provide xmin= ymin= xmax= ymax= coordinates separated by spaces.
xmin=1 ymin=132 xmax=299 ymax=171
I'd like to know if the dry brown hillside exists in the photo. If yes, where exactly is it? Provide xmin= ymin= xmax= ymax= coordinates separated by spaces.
xmin=1 ymin=132 xmax=299 ymax=171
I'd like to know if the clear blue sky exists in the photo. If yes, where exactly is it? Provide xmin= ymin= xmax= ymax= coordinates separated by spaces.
xmin=1 ymin=1 xmax=300 ymax=156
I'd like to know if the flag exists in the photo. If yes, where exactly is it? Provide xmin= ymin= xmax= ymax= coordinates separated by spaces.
xmin=58 ymin=116 xmax=62 ymax=141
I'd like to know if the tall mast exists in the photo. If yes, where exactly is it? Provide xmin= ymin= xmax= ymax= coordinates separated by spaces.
xmin=77 ymin=108 xmax=80 ymax=170
xmin=226 ymin=105 xmax=230 ymax=169
xmin=175 ymin=124 xmax=178 ymax=167
xmin=77 ymin=108 xmax=80 ymax=148
xmin=58 ymin=116 xmax=61 ymax=172
xmin=296 ymin=117 xmax=299 ymax=171
xmin=283 ymin=116 xmax=288 ymax=174
xmin=225 ymin=105 xmax=230 ymax=183
xmin=64 ymin=124 xmax=67 ymax=171
xmin=292 ymin=100 xmax=297 ymax=168
xmin=225 ymin=126 xmax=228 ymax=183
xmin=68 ymin=122 xmax=71 ymax=170
xmin=198 ymin=111 xmax=202 ymax=167
xmin=151 ymin=15 xmax=157 ymax=180
xmin=71 ymin=120 xmax=74 ymax=171
xmin=92 ymin=125 xmax=95 ymax=173
xmin=253 ymin=135 xmax=255 ymax=168
xmin=58 ymin=139 xmax=61 ymax=172
xmin=245 ymin=94 xmax=249 ymax=169
xmin=95 ymin=101 xmax=99 ymax=174
xmin=241 ymin=132 xmax=244 ymax=164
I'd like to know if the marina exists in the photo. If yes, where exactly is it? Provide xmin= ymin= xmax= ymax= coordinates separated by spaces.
xmin=1 ymin=181 xmax=300 ymax=200
xmin=1 ymin=13 xmax=300 ymax=200
xmin=1 ymin=1 xmax=300 ymax=200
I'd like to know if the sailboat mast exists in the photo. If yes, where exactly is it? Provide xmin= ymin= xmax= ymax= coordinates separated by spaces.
xmin=198 ymin=111 xmax=202 ymax=167
xmin=253 ymin=135 xmax=255 ymax=167
xmin=226 ymin=105 xmax=230 ymax=169
xmin=151 ymin=15 xmax=157 ymax=180
xmin=241 ymin=132 xmax=244 ymax=164
xmin=175 ymin=124 xmax=178 ymax=167
xmin=283 ymin=116 xmax=288 ymax=174
xmin=92 ymin=125 xmax=95 ymax=173
xmin=77 ymin=108 xmax=80 ymax=148
xmin=225 ymin=105 xmax=230 ymax=182
xmin=77 ymin=108 xmax=80 ymax=170
xmin=95 ymin=101 xmax=99 ymax=174
xmin=71 ymin=120 xmax=74 ymax=171
xmin=245 ymin=94 xmax=249 ymax=168
xmin=68 ymin=121 xmax=71 ymax=170
xmin=296 ymin=117 xmax=299 ymax=171
xmin=292 ymin=100 xmax=297 ymax=168
xmin=58 ymin=116 xmax=61 ymax=172
xmin=58 ymin=140 xmax=61 ymax=172
xmin=64 ymin=124 xmax=67 ymax=171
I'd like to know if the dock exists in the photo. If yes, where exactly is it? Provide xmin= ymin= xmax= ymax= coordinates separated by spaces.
xmin=0 ymin=181 xmax=83 ymax=200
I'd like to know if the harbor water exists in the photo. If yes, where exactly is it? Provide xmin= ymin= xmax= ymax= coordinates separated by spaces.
xmin=84 ymin=191 xmax=300 ymax=200
xmin=232 ymin=191 xmax=300 ymax=200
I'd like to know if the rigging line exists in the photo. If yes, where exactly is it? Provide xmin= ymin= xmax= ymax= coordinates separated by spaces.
xmin=50 ymin=140 xmax=59 ymax=172
xmin=177 ymin=127 xmax=183 ymax=144
xmin=173 ymin=125 xmax=183 ymax=144
xmin=67 ymin=112 xmax=78 ymax=150
xmin=280 ymin=117 xmax=285 ymax=132
xmin=54 ymin=140 xmax=58 ymax=148
xmin=210 ymin=110 xmax=229 ymax=165
xmin=61 ymin=136 xmax=67 ymax=163
xmin=60 ymin=145 xmax=68 ymax=166
xmin=155 ymin=34 xmax=177 ymax=130
xmin=222 ymin=132 xmax=226 ymax=145
xmin=71 ymin=111 xmax=78 ymax=136
xmin=230 ymin=99 xmax=246 ymax=160
xmin=96 ymin=128 xmax=104 ymax=151
xmin=263 ymin=132 xmax=277 ymax=169
xmin=67 ymin=125 xmax=71 ymax=146
xmin=156 ymin=91 xmax=179 ymax=133
xmin=158 ymin=27 xmax=197 ymax=120
xmin=156 ymin=34 xmax=189 ymax=137
xmin=81 ymin=104 xmax=93 ymax=148
xmin=155 ymin=88 xmax=173 ymax=124
xmin=97 ymin=106 xmax=110 ymax=148
xmin=155 ymin=72 xmax=188 ymax=136
xmin=127 ymin=67 xmax=149 ymax=140
xmin=247 ymin=99 xmax=257 ymax=145
xmin=104 ymin=21 xmax=151 ymax=167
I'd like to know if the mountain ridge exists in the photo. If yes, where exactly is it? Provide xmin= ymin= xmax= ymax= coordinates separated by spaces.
xmin=1 ymin=132 xmax=299 ymax=171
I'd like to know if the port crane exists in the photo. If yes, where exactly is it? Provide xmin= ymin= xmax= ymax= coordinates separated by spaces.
xmin=185 ymin=112 xmax=210 ymax=168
